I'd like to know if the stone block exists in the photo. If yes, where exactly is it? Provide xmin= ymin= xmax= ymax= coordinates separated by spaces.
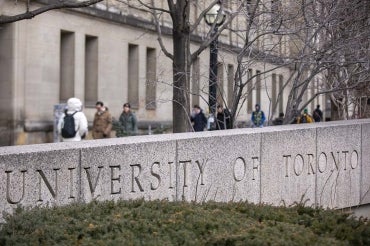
xmin=361 ymin=122 xmax=370 ymax=205
xmin=79 ymin=137 xmax=177 ymax=203
xmin=0 ymin=145 xmax=80 ymax=218
xmin=1 ymin=119 xmax=370 ymax=222
xmin=316 ymin=124 xmax=361 ymax=209
xmin=176 ymin=130 xmax=261 ymax=203
xmin=261 ymin=127 xmax=316 ymax=207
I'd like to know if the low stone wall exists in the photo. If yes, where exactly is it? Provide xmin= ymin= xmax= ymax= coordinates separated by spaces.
xmin=1 ymin=119 xmax=369 ymax=221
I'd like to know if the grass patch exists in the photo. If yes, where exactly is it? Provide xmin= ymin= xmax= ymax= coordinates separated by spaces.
xmin=0 ymin=200 xmax=369 ymax=245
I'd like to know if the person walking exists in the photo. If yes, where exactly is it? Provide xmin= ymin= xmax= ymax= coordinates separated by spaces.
xmin=272 ymin=112 xmax=285 ymax=125
xmin=116 ymin=103 xmax=138 ymax=137
xmin=251 ymin=104 xmax=266 ymax=128
xmin=191 ymin=105 xmax=207 ymax=132
xmin=57 ymin=97 xmax=88 ymax=142
xmin=216 ymin=105 xmax=230 ymax=130
xmin=313 ymin=105 xmax=323 ymax=122
xmin=92 ymin=101 xmax=112 ymax=139
xmin=297 ymin=108 xmax=314 ymax=123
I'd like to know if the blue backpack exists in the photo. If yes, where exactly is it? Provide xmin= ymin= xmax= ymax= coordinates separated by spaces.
xmin=301 ymin=114 xmax=307 ymax=123
xmin=61 ymin=112 xmax=77 ymax=138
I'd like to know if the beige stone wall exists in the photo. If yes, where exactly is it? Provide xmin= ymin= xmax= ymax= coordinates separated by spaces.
xmin=0 ymin=0 xmax=307 ymax=145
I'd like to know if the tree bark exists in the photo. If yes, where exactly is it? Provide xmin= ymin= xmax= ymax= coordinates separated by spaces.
xmin=172 ymin=30 xmax=191 ymax=132
xmin=171 ymin=1 xmax=191 ymax=133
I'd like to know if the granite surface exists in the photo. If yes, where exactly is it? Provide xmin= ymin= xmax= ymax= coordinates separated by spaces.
xmin=0 ymin=119 xmax=370 ymax=221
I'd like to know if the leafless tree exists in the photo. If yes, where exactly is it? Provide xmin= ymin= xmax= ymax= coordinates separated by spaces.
xmin=1 ymin=0 xmax=240 ymax=133
xmin=218 ymin=0 xmax=370 ymax=126
xmin=323 ymin=0 xmax=370 ymax=120
xmin=281 ymin=0 xmax=370 ymax=123
xmin=2 ymin=0 xmax=368 ymax=130
xmin=212 ymin=0 xmax=293 ymax=127
xmin=132 ymin=0 xmax=240 ymax=132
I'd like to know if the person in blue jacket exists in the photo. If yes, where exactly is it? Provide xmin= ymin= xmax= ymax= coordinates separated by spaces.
xmin=251 ymin=104 xmax=266 ymax=127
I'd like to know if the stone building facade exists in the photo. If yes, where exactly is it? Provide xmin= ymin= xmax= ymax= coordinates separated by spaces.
xmin=0 ymin=0 xmax=325 ymax=146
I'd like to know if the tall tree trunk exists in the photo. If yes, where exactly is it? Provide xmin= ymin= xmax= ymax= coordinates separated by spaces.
xmin=172 ymin=27 xmax=191 ymax=133
xmin=170 ymin=1 xmax=191 ymax=133
xmin=283 ymin=78 xmax=301 ymax=124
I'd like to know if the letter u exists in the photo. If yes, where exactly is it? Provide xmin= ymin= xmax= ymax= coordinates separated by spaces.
xmin=6 ymin=170 xmax=27 ymax=204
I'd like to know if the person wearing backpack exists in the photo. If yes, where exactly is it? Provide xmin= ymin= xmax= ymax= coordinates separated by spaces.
xmin=297 ymin=108 xmax=314 ymax=124
xmin=57 ymin=97 xmax=88 ymax=142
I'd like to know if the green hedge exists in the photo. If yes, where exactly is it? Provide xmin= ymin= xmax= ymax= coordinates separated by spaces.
xmin=0 ymin=200 xmax=369 ymax=245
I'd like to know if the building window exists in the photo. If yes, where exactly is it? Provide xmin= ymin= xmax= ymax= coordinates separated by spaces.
xmin=316 ymin=78 xmax=320 ymax=108
xmin=224 ymin=0 xmax=230 ymax=9
xmin=128 ymin=44 xmax=139 ymax=109
xmin=272 ymin=73 xmax=277 ymax=112
xmin=256 ymin=70 xmax=261 ymax=106
xmin=60 ymin=30 xmax=75 ymax=102
xmin=191 ymin=0 xmax=198 ymax=33
xmin=246 ymin=0 xmax=253 ymax=16
xmin=227 ymin=64 xmax=234 ymax=108
xmin=279 ymin=74 xmax=284 ymax=113
xmin=146 ymin=47 xmax=156 ymax=110
xmin=311 ymin=81 xmax=315 ymax=112
xmin=0 ymin=24 xmax=14 ymax=122
xmin=247 ymin=69 xmax=253 ymax=113
xmin=191 ymin=58 xmax=200 ymax=107
xmin=84 ymin=35 xmax=98 ymax=106
xmin=217 ymin=62 xmax=224 ymax=107
xmin=271 ymin=0 xmax=281 ymax=28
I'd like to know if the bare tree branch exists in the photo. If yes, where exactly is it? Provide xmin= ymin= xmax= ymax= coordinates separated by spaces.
xmin=190 ymin=3 xmax=241 ymax=62
xmin=149 ymin=0 xmax=173 ymax=60
xmin=189 ymin=0 xmax=219 ymax=33
xmin=0 ymin=0 xmax=103 ymax=24
xmin=136 ymin=0 xmax=170 ymax=14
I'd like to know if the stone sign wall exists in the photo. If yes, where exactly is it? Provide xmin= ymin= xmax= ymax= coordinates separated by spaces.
xmin=0 ymin=119 xmax=369 ymax=221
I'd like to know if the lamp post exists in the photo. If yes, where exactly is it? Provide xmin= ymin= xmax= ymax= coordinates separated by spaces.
xmin=204 ymin=3 xmax=226 ymax=128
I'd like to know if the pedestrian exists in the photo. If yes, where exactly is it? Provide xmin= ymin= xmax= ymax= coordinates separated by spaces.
xmin=57 ymin=97 xmax=88 ymax=142
xmin=251 ymin=104 xmax=266 ymax=127
xmin=272 ymin=112 xmax=285 ymax=125
xmin=313 ymin=105 xmax=323 ymax=122
xmin=92 ymin=101 xmax=112 ymax=139
xmin=207 ymin=112 xmax=215 ymax=130
xmin=216 ymin=105 xmax=230 ymax=130
xmin=116 ymin=103 xmax=138 ymax=137
xmin=191 ymin=105 xmax=207 ymax=132
xmin=297 ymin=108 xmax=314 ymax=123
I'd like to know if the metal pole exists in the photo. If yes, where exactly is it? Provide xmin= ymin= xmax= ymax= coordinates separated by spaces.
xmin=209 ymin=29 xmax=219 ymax=119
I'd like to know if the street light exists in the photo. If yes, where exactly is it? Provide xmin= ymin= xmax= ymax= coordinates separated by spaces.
xmin=204 ymin=3 xmax=226 ymax=129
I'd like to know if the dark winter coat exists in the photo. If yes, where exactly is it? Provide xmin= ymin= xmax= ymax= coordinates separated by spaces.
xmin=191 ymin=111 xmax=207 ymax=132
xmin=216 ymin=110 xmax=230 ymax=130
xmin=117 ymin=112 xmax=138 ymax=137
xmin=313 ymin=108 xmax=323 ymax=122
xmin=272 ymin=116 xmax=284 ymax=125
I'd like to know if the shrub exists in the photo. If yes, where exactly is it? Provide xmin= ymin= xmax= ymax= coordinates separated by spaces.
xmin=0 ymin=200 xmax=369 ymax=245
